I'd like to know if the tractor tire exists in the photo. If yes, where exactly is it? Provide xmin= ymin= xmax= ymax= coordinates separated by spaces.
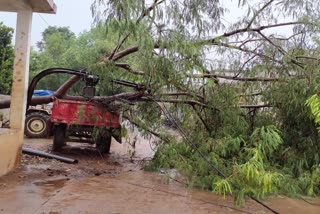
xmin=53 ymin=125 xmax=66 ymax=152
xmin=94 ymin=128 xmax=112 ymax=154
xmin=25 ymin=112 xmax=51 ymax=138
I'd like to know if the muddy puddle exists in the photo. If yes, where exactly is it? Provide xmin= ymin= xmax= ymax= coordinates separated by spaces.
xmin=33 ymin=178 xmax=69 ymax=189
xmin=0 ymin=132 xmax=320 ymax=214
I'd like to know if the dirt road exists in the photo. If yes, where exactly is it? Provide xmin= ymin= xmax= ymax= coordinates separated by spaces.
xmin=0 ymin=135 xmax=319 ymax=214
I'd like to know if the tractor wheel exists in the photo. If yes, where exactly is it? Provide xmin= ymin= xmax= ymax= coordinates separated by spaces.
xmin=94 ymin=128 xmax=112 ymax=154
xmin=25 ymin=112 xmax=51 ymax=138
xmin=53 ymin=125 xmax=66 ymax=152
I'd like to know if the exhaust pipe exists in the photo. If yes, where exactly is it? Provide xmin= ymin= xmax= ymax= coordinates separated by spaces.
xmin=22 ymin=147 xmax=78 ymax=164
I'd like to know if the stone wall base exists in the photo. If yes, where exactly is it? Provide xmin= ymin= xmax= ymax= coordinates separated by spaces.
xmin=0 ymin=129 xmax=23 ymax=176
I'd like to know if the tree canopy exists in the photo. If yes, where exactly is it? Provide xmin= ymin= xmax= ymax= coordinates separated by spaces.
xmin=36 ymin=26 xmax=75 ymax=51
xmin=0 ymin=22 xmax=14 ymax=95
xmin=28 ymin=0 xmax=320 ymax=205
xmin=89 ymin=0 xmax=320 ymax=204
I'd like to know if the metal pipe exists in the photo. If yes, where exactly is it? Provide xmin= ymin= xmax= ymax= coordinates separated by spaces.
xmin=0 ymin=75 xmax=82 ymax=109
xmin=22 ymin=147 xmax=78 ymax=164
xmin=27 ymin=68 xmax=89 ymax=108
xmin=112 ymin=79 xmax=145 ymax=90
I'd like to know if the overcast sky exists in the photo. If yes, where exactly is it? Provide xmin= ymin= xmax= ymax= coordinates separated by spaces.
xmin=0 ymin=0 xmax=290 ymax=47
xmin=0 ymin=0 xmax=249 ymax=46
xmin=0 ymin=0 xmax=94 ymax=46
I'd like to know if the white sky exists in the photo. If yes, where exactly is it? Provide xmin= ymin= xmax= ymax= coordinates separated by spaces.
xmin=0 ymin=0 xmax=291 ymax=47
xmin=0 ymin=0 xmax=94 ymax=46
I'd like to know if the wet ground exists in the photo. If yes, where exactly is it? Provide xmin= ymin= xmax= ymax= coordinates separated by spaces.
xmin=0 ymin=133 xmax=320 ymax=214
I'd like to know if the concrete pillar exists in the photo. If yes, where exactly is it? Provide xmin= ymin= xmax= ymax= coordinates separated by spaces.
xmin=0 ymin=0 xmax=56 ymax=177
xmin=0 ymin=9 xmax=33 ymax=176
xmin=9 ymin=9 xmax=33 ymax=130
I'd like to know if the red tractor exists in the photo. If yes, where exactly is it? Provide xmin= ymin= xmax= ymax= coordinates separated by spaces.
xmin=24 ymin=90 xmax=54 ymax=138
xmin=24 ymin=103 xmax=53 ymax=138
xmin=50 ymin=99 xmax=121 ymax=153
xmin=25 ymin=68 xmax=136 ymax=153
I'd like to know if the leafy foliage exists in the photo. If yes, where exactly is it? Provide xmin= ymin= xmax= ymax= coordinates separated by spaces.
xmin=0 ymin=22 xmax=14 ymax=95
xmin=36 ymin=26 xmax=75 ymax=51
xmin=91 ymin=0 xmax=320 ymax=205
xmin=30 ymin=26 xmax=119 ymax=93
xmin=306 ymin=94 xmax=320 ymax=125
xmin=29 ymin=0 xmax=320 ymax=205
xmin=88 ymin=0 xmax=320 ymax=205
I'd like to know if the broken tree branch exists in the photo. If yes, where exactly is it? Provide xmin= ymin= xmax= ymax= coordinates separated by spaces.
xmin=191 ymin=105 xmax=211 ymax=133
xmin=247 ymin=0 xmax=275 ymax=28
xmin=239 ymin=104 xmax=271 ymax=109
xmin=191 ymin=73 xmax=280 ymax=82
xmin=219 ymin=21 xmax=304 ymax=40
xmin=0 ymin=75 xmax=81 ymax=109
xmin=123 ymin=112 xmax=171 ymax=143
xmin=158 ymin=92 xmax=205 ymax=101
xmin=108 ymin=0 xmax=165 ymax=60
xmin=115 ymin=63 xmax=145 ymax=75
xmin=112 ymin=46 xmax=139 ymax=61
xmin=140 ymin=97 xmax=208 ymax=108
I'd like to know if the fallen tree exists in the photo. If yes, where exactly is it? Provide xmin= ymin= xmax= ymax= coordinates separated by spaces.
xmin=3 ymin=0 xmax=320 ymax=208
xmin=89 ymin=0 xmax=320 ymax=206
